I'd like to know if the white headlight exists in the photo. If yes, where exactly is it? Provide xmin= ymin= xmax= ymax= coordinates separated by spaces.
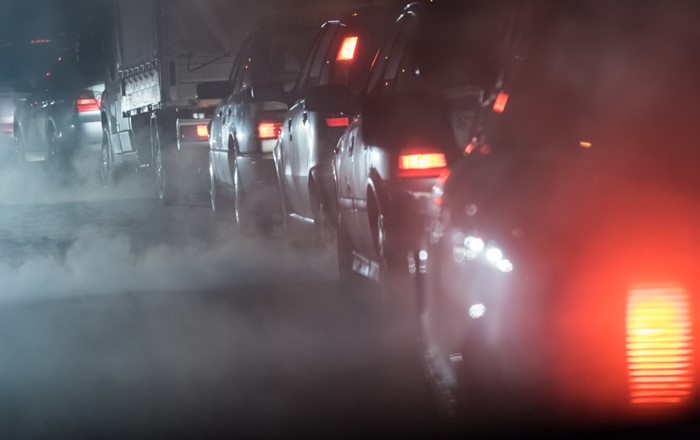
xmin=486 ymin=247 xmax=503 ymax=263
xmin=465 ymin=236 xmax=485 ymax=253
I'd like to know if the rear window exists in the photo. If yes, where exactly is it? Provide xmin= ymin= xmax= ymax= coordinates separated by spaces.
xmin=0 ymin=41 xmax=56 ymax=84
xmin=239 ymin=26 xmax=316 ymax=92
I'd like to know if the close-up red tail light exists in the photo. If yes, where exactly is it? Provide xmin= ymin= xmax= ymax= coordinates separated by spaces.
xmin=336 ymin=36 xmax=358 ymax=61
xmin=257 ymin=121 xmax=283 ymax=140
xmin=196 ymin=124 xmax=209 ymax=140
xmin=627 ymin=286 xmax=694 ymax=406
xmin=325 ymin=116 xmax=349 ymax=127
xmin=75 ymin=90 xmax=100 ymax=113
xmin=397 ymin=147 xmax=447 ymax=178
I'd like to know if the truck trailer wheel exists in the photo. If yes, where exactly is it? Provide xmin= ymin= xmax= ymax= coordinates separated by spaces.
xmin=151 ymin=115 xmax=177 ymax=205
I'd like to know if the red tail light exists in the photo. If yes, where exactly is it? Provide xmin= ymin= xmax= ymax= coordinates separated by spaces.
xmin=325 ymin=117 xmax=349 ymax=127
xmin=196 ymin=124 xmax=209 ymax=140
xmin=336 ymin=36 xmax=359 ymax=61
xmin=627 ymin=286 xmax=694 ymax=406
xmin=75 ymin=90 xmax=100 ymax=113
xmin=258 ymin=121 xmax=283 ymax=140
xmin=493 ymin=91 xmax=509 ymax=114
xmin=397 ymin=147 xmax=447 ymax=178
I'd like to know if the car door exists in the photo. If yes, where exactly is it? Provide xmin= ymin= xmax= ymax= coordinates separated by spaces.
xmin=214 ymin=35 xmax=250 ymax=191
xmin=335 ymin=120 xmax=361 ymax=243
xmin=282 ymin=23 xmax=335 ymax=215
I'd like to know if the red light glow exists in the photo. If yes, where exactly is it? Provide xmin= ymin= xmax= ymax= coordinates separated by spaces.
xmin=337 ymin=36 xmax=359 ymax=61
xmin=258 ymin=121 xmax=283 ymax=140
xmin=398 ymin=148 xmax=447 ymax=178
xmin=75 ymin=91 xmax=100 ymax=113
xmin=196 ymin=124 xmax=209 ymax=139
xmin=626 ymin=286 xmax=694 ymax=406
xmin=493 ymin=91 xmax=509 ymax=113
xmin=325 ymin=117 xmax=349 ymax=127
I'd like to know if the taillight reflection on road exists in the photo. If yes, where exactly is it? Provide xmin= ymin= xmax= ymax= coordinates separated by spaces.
xmin=626 ymin=286 xmax=694 ymax=405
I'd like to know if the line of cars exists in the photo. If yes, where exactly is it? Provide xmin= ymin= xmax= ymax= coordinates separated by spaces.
xmin=205 ymin=0 xmax=700 ymax=434
xmin=5 ymin=0 xmax=698 ymax=434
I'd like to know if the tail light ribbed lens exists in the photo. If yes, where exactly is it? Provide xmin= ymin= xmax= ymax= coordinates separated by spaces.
xmin=627 ymin=286 xmax=694 ymax=405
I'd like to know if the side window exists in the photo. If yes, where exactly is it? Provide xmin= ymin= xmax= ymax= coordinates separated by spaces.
xmin=42 ymin=53 xmax=77 ymax=95
xmin=231 ymin=36 xmax=253 ymax=93
xmin=305 ymin=23 xmax=337 ymax=90
xmin=382 ymin=16 xmax=417 ymax=92
xmin=318 ymin=26 xmax=370 ymax=92
xmin=295 ymin=27 xmax=325 ymax=93
xmin=366 ymin=16 xmax=406 ymax=95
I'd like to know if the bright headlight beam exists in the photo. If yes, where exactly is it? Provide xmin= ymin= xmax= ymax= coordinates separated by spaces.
xmin=486 ymin=247 xmax=503 ymax=263
xmin=465 ymin=236 xmax=485 ymax=253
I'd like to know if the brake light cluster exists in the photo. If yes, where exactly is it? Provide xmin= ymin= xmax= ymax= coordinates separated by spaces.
xmin=626 ymin=286 xmax=694 ymax=406
xmin=75 ymin=90 xmax=101 ymax=113
xmin=180 ymin=124 xmax=209 ymax=141
xmin=258 ymin=121 xmax=283 ymax=140
xmin=397 ymin=147 xmax=447 ymax=178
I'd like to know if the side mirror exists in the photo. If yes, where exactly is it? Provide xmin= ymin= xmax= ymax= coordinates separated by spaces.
xmin=196 ymin=81 xmax=232 ymax=100
xmin=305 ymin=85 xmax=358 ymax=115
xmin=13 ymin=80 xmax=34 ymax=95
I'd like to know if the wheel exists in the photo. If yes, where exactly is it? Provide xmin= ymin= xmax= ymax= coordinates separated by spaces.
xmin=210 ymin=155 xmax=235 ymax=224
xmin=46 ymin=126 xmax=65 ymax=172
xmin=337 ymin=213 xmax=363 ymax=291
xmin=312 ymin=185 xmax=334 ymax=246
xmin=100 ymin=130 xmax=114 ymax=189
xmin=152 ymin=117 xmax=176 ymax=205
xmin=376 ymin=208 xmax=420 ymax=335
xmin=13 ymin=122 xmax=25 ymax=164
xmin=231 ymin=156 xmax=243 ymax=227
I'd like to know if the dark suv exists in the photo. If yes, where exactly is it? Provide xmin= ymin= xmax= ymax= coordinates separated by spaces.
xmin=417 ymin=0 xmax=700 ymax=433
xmin=332 ymin=1 xmax=519 ymax=300
xmin=273 ymin=7 xmax=396 ymax=241
xmin=207 ymin=20 xmax=315 ymax=230
xmin=13 ymin=36 xmax=104 ymax=172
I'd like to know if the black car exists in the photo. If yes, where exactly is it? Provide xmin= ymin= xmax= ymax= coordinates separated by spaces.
xmin=207 ymin=20 xmax=315 ymax=230
xmin=273 ymin=7 xmax=395 ymax=242
xmin=13 ymin=35 xmax=104 ymax=172
xmin=416 ymin=0 xmax=700 ymax=434
xmin=332 ymin=1 xmax=521 ymax=302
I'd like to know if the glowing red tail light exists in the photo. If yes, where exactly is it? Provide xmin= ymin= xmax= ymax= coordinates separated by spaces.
xmin=75 ymin=90 xmax=100 ymax=113
xmin=626 ymin=286 xmax=694 ymax=406
xmin=258 ymin=121 xmax=283 ymax=140
xmin=397 ymin=147 xmax=447 ymax=178
xmin=493 ymin=91 xmax=509 ymax=114
xmin=196 ymin=124 xmax=209 ymax=140
xmin=325 ymin=117 xmax=349 ymax=127
xmin=336 ymin=36 xmax=359 ymax=61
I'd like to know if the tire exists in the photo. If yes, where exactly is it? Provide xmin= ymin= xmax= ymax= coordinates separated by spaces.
xmin=210 ymin=155 xmax=236 ymax=225
xmin=100 ymin=130 xmax=114 ymax=189
xmin=231 ymin=156 xmax=243 ymax=228
xmin=152 ymin=116 xmax=176 ymax=205
xmin=13 ymin=123 xmax=25 ymax=165
xmin=46 ymin=126 xmax=65 ymax=173
xmin=337 ymin=213 xmax=363 ymax=291
xmin=311 ymin=185 xmax=334 ymax=247
xmin=375 ymin=207 xmax=420 ymax=338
